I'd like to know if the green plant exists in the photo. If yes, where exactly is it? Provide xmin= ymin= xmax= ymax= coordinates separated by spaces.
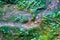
xmin=20 ymin=16 xmax=28 ymax=23
xmin=0 ymin=0 xmax=18 ymax=4
xmin=17 ymin=0 xmax=47 ymax=12
xmin=0 ymin=0 xmax=59 ymax=40
xmin=0 ymin=26 xmax=27 ymax=40
xmin=8 ymin=15 xmax=20 ymax=22
xmin=0 ymin=1 xmax=4 ymax=7
xmin=40 ymin=11 xmax=60 ymax=40
xmin=17 ymin=0 xmax=48 ymax=21
xmin=0 ymin=8 xmax=4 ymax=16
xmin=9 ymin=15 xmax=28 ymax=23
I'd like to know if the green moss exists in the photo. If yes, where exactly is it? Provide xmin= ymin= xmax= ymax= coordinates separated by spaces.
xmin=20 ymin=16 xmax=28 ymax=23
